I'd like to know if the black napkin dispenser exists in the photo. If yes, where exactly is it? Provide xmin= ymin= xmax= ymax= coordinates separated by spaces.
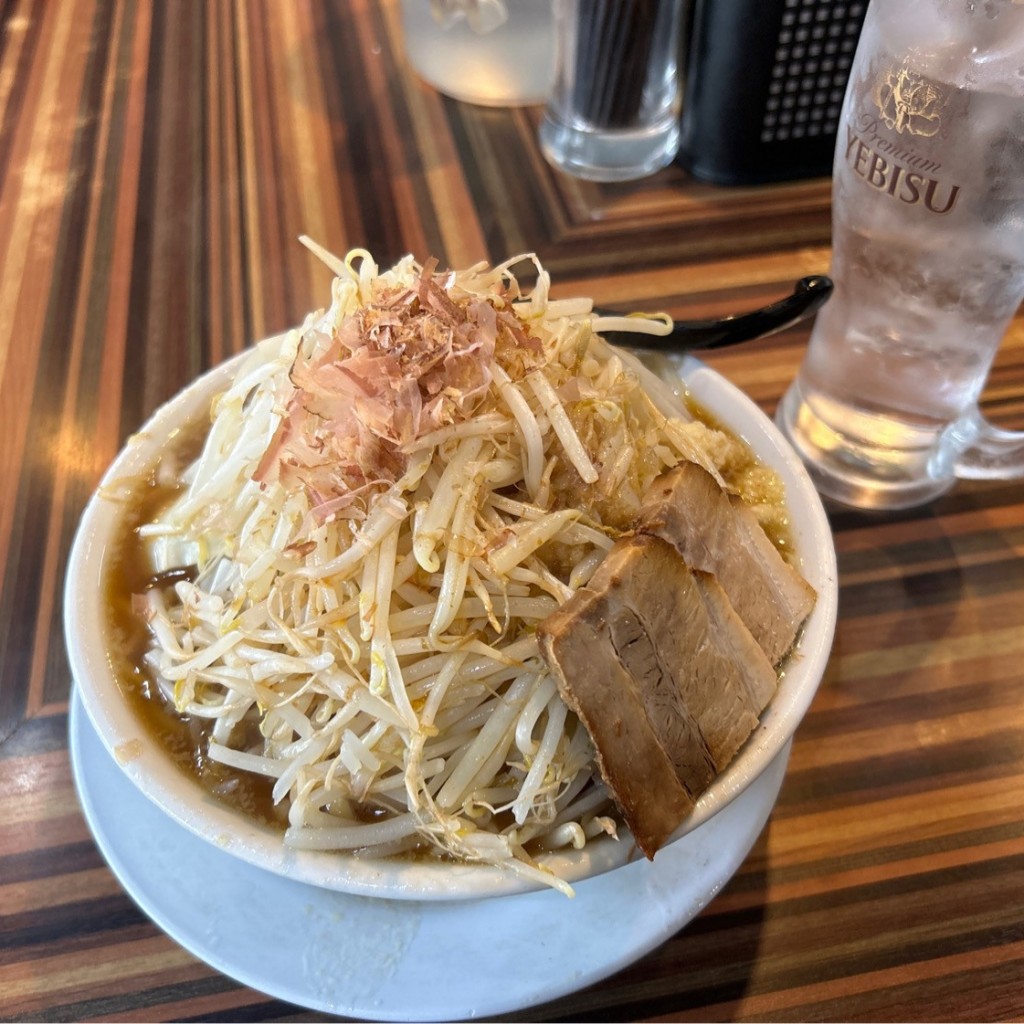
xmin=678 ymin=0 xmax=868 ymax=185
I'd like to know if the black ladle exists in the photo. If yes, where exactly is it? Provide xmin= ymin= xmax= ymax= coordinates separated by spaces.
xmin=596 ymin=275 xmax=833 ymax=352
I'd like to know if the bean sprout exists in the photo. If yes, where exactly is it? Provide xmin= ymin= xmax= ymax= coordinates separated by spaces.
xmin=135 ymin=245 xmax=759 ymax=893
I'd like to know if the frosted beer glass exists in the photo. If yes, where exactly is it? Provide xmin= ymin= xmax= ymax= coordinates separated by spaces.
xmin=777 ymin=0 xmax=1024 ymax=510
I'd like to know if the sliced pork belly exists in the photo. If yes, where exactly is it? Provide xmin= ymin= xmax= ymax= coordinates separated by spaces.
xmin=537 ymin=583 xmax=697 ymax=859
xmin=585 ymin=536 xmax=778 ymax=770
xmin=637 ymin=461 xmax=816 ymax=666
xmin=537 ymin=534 xmax=778 ymax=858
xmin=601 ymin=601 xmax=718 ymax=798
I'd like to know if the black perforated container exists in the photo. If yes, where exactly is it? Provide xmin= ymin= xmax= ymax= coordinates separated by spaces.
xmin=678 ymin=0 xmax=868 ymax=185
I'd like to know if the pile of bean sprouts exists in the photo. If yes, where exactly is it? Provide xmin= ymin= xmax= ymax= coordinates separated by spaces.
xmin=135 ymin=242 xmax=758 ymax=894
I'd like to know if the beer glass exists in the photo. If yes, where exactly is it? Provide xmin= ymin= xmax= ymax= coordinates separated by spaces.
xmin=777 ymin=0 xmax=1024 ymax=510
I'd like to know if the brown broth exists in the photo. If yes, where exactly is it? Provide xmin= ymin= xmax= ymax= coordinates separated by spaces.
xmin=102 ymin=469 xmax=287 ymax=829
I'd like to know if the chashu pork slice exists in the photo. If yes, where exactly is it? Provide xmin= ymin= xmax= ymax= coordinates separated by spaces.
xmin=537 ymin=534 xmax=778 ymax=859
xmin=637 ymin=460 xmax=816 ymax=667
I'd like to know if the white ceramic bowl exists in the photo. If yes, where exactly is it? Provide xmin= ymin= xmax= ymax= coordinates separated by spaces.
xmin=64 ymin=341 xmax=837 ymax=901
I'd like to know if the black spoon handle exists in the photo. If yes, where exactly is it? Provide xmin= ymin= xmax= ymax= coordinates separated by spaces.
xmin=597 ymin=275 xmax=833 ymax=353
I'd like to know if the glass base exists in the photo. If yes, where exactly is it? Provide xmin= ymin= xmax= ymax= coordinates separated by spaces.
xmin=400 ymin=0 xmax=556 ymax=107
xmin=538 ymin=113 xmax=680 ymax=182
xmin=775 ymin=380 xmax=957 ymax=512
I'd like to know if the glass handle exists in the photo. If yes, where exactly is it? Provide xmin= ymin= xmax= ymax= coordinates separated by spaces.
xmin=953 ymin=405 xmax=1024 ymax=481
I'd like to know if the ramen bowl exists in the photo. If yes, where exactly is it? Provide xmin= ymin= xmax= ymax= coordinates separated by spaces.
xmin=64 ymin=340 xmax=837 ymax=901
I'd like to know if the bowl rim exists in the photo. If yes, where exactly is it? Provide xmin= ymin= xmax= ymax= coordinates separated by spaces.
xmin=64 ymin=340 xmax=837 ymax=901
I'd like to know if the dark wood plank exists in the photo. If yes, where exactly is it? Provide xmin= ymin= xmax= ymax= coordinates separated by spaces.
xmin=1 ymin=1 xmax=1022 ymax=1020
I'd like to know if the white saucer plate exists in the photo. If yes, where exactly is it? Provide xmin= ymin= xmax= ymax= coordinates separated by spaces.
xmin=70 ymin=689 xmax=791 ymax=1021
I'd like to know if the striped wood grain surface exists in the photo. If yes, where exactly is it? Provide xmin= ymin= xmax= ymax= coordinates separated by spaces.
xmin=1 ymin=1 xmax=1023 ymax=1021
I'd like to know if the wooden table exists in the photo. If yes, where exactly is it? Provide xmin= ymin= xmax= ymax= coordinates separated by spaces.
xmin=3 ymin=2 xmax=1023 ymax=1021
